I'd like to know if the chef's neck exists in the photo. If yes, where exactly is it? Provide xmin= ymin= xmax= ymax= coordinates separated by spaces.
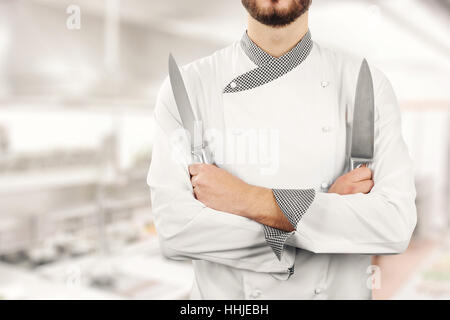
xmin=246 ymin=12 xmax=309 ymax=58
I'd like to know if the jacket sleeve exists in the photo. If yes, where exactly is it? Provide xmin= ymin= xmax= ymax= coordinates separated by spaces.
xmin=284 ymin=73 xmax=417 ymax=254
xmin=147 ymin=78 xmax=295 ymax=275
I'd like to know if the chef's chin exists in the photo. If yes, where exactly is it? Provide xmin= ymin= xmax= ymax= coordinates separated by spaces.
xmin=241 ymin=0 xmax=311 ymax=28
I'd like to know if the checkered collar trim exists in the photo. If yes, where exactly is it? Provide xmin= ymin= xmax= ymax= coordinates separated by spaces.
xmin=240 ymin=32 xmax=275 ymax=67
xmin=223 ymin=30 xmax=313 ymax=93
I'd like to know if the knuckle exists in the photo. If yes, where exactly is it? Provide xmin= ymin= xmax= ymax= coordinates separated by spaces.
xmin=191 ymin=165 xmax=199 ymax=173
xmin=196 ymin=176 xmax=204 ymax=186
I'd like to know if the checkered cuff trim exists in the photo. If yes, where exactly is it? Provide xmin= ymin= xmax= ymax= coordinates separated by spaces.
xmin=262 ymin=189 xmax=315 ymax=261
xmin=263 ymin=225 xmax=295 ymax=260
xmin=273 ymin=188 xmax=316 ymax=229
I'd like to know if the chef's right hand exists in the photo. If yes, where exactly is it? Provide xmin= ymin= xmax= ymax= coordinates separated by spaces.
xmin=328 ymin=165 xmax=374 ymax=195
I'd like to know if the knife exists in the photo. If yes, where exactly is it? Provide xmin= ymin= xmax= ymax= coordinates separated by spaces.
xmin=350 ymin=59 xmax=374 ymax=170
xmin=168 ymin=54 xmax=211 ymax=164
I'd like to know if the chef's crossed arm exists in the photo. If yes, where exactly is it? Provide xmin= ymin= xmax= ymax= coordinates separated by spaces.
xmin=148 ymin=74 xmax=416 ymax=272
xmin=147 ymin=83 xmax=296 ymax=276
xmin=188 ymin=162 xmax=378 ymax=259
xmin=188 ymin=75 xmax=417 ymax=259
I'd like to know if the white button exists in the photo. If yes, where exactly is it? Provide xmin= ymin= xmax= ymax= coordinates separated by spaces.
xmin=250 ymin=290 xmax=262 ymax=299
xmin=230 ymin=81 xmax=237 ymax=88
xmin=321 ymin=81 xmax=329 ymax=88
xmin=322 ymin=126 xmax=332 ymax=133
xmin=321 ymin=182 xmax=329 ymax=189
xmin=314 ymin=288 xmax=322 ymax=295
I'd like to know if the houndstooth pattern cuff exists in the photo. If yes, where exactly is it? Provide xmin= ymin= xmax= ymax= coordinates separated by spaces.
xmin=263 ymin=189 xmax=316 ymax=261
xmin=273 ymin=188 xmax=316 ymax=229
xmin=263 ymin=225 xmax=295 ymax=261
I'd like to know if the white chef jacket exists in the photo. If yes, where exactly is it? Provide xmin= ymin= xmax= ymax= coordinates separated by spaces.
xmin=147 ymin=30 xmax=417 ymax=300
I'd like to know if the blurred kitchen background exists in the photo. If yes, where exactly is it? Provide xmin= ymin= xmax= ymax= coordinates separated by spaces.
xmin=0 ymin=0 xmax=448 ymax=300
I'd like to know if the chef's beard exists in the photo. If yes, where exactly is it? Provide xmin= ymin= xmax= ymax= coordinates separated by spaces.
xmin=242 ymin=0 xmax=311 ymax=27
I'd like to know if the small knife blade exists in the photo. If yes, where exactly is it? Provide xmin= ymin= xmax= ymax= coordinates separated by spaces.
xmin=350 ymin=59 xmax=375 ymax=170
xmin=168 ymin=54 xmax=210 ymax=163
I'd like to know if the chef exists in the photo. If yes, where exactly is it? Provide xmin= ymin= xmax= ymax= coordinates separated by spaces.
xmin=147 ymin=0 xmax=417 ymax=299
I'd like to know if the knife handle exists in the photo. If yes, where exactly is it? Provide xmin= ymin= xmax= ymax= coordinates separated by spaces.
xmin=192 ymin=148 xmax=213 ymax=164
xmin=201 ymin=148 xmax=212 ymax=164
xmin=350 ymin=157 xmax=372 ymax=171
xmin=191 ymin=151 xmax=204 ymax=164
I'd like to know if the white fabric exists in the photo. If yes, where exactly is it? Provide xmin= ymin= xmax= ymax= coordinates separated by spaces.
xmin=147 ymin=39 xmax=417 ymax=300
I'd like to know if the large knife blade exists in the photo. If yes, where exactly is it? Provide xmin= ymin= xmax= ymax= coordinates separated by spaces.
xmin=350 ymin=59 xmax=374 ymax=170
xmin=168 ymin=54 xmax=210 ymax=163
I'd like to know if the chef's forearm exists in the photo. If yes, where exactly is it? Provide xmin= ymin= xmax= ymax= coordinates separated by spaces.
xmin=287 ymin=190 xmax=416 ymax=254
xmin=243 ymin=186 xmax=295 ymax=232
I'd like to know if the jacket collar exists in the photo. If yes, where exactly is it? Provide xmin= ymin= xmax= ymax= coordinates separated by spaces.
xmin=240 ymin=30 xmax=313 ymax=67
xmin=223 ymin=30 xmax=313 ymax=93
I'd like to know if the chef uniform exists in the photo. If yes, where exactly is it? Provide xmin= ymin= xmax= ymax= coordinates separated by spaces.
xmin=147 ymin=30 xmax=417 ymax=299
